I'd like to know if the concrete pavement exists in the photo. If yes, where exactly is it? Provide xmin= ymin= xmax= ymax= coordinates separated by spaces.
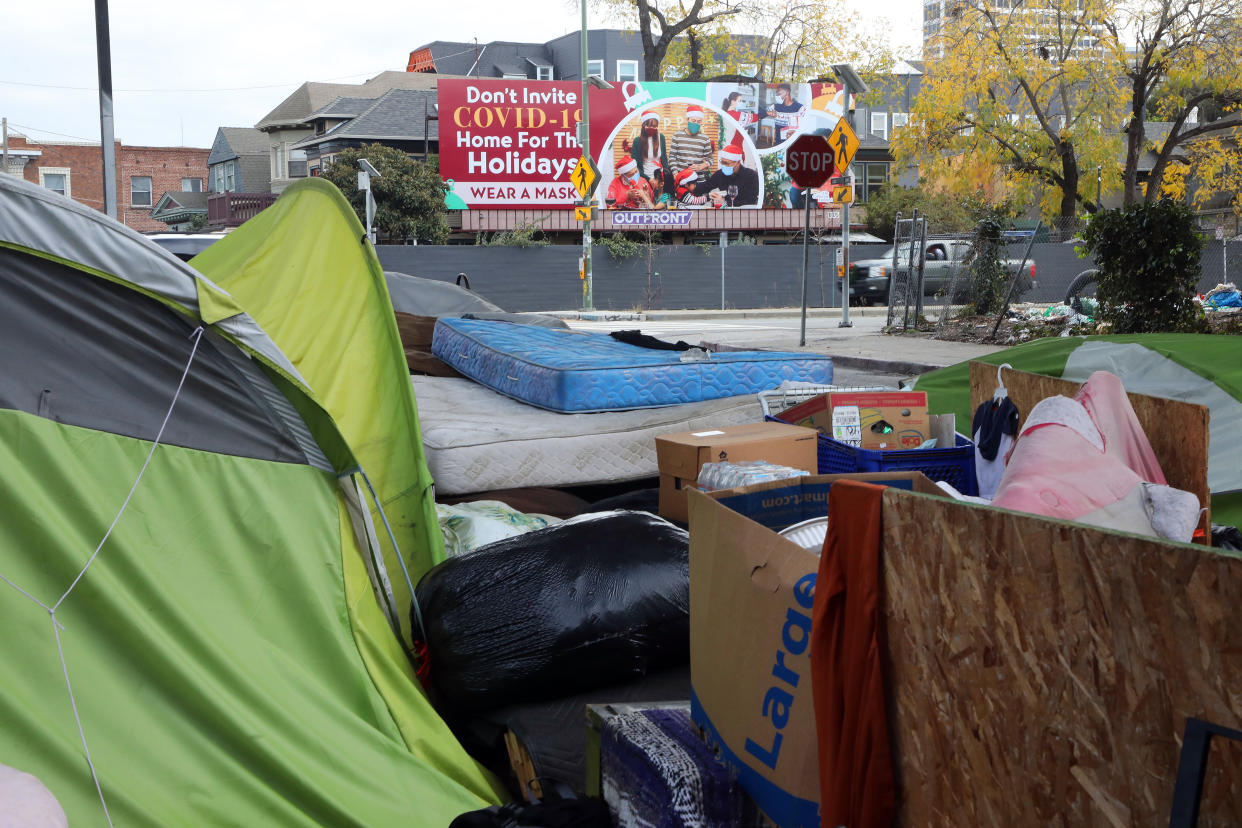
xmin=549 ymin=306 xmax=1007 ymax=376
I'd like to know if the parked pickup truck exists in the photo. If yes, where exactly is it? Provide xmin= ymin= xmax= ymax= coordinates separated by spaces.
xmin=841 ymin=238 xmax=1036 ymax=306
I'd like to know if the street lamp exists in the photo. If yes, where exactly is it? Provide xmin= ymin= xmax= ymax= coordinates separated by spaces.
xmin=358 ymin=158 xmax=381 ymax=245
xmin=830 ymin=63 xmax=869 ymax=329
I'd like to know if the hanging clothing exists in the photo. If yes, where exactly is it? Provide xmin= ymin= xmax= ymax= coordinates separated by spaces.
xmin=972 ymin=396 xmax=1020 ymax=499
xmin=811 ymin=480 xmax=896 ymax=828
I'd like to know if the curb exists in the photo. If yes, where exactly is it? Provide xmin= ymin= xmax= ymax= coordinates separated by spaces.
xmin=544 ymin=308 xmax=872 ymax=322
xmin=830 ymin=355 xmax=944 ymax=376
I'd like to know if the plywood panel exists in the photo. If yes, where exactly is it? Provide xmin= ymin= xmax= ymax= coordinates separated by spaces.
xmin=881 ymin=488 xmax=1242 ymax=826
xmin=969 ymin=362 xmax=1211 ymax=538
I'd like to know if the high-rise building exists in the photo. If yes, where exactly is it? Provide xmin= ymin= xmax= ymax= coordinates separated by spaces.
xmin=923 ymin=0 xmax=1104 ymax=61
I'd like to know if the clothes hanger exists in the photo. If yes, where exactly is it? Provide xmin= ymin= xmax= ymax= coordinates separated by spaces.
xmin=993 ymin=363 xmax=1013 ymax=402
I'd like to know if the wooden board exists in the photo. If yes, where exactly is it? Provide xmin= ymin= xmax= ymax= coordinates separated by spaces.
xmin=969 ymin=362 xmax=1211 ymax=539
xmin=881 ymin=487 xmax=1242 ymax=826
xmin=395 ymin=312 xmax=462 ymax=376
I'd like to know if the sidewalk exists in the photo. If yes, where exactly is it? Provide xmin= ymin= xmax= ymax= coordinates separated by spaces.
xmin=549 ymin=306 xmax=1008 ymax=375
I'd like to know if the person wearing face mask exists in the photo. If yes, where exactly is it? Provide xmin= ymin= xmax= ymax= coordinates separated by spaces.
xmin=765 ymin=83 xmax=807 ymax=142
xmin=669 ymin=105 xmax=715 ymax=183
xmin=605 ymin=156 xmax=655 ymax=209
xmin=630 ymin=111 xmax=671 ymax=196
xmin=688 ymin=135 xmax=759 ymax=207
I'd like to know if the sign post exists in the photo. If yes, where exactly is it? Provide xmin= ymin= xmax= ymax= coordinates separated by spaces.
xmin=826 ymin=117 xmax=860 ymax=327
xmin=786 ymin=134 xmax=834 ymax=346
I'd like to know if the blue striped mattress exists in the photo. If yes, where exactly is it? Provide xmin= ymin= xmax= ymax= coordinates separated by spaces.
xmin=431 ymin=318 xmax=833 ymax=412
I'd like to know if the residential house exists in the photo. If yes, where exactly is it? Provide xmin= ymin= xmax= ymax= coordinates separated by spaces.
xmin=150 ymin=191 xmax=209 ymax=231
xmin=206 ymin=127 xmax=275 ymax=229
xmin=408 ymin=30 xmax=646 ymax=84
xmin=3 ymin=132 xmax=209 ymax=232
xmin=294 ymin=90 xmax=439 ymax=174
xmin=254 ymin=70 xmax=447 ymax=193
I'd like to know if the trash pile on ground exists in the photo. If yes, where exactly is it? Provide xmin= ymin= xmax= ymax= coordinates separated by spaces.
xmin=1200 ymin=282 xmax=1242 ymax=312
xmin=4 ymin=173 xmax=1240 ymax=826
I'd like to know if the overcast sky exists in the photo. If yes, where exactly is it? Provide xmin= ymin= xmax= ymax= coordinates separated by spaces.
xmin=1 ymin=0 xmax=922 ymax=149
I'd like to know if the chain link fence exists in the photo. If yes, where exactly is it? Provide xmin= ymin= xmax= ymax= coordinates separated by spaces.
xmin=883 ymin=214 xmax=1241 ymax=333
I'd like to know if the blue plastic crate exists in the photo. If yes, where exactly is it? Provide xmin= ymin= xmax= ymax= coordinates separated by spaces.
xmin=766 ymin=415 xmax=979 ymax=496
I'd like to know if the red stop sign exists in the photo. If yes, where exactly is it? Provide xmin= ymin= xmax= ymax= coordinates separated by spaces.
xmin=785 ymin=134 xmax=834 ymax=189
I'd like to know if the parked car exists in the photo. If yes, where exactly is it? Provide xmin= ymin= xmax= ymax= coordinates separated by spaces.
xmin=841 ymin=238 xmax=1037 ymax=306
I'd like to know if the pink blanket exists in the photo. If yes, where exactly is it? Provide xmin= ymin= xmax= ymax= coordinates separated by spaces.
xmin=991 ymin=371 xmax=1166 ymax=522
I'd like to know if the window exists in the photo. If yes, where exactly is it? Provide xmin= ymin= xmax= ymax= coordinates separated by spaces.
xmin=182 ymin=177 xmax=202 ymax=192
xmin=892 ymin=112 xmax=910 ymax=130
xmin=587 ymin=59 xmax=604 ymax=80
xmin=537 ymin=65 xmax=553 ymax=81
xmin=130 ymin=176 xmax=153 ymax=207
xmin=857 ymin=161 xmax=889 ymax=202
xmin=502 ymin=73 xmax=526 ymax=79
xmin=39 ymin=168 xmax=71 ymax=197
xmin=870 ymin=111 xmax=889 ymax=140
xmin=225 ymin=162 xmax=235 ymax=192
xmin=616 ymin=60 xmax=638 ymax=82
xmin=289 ymin=149 xmax=308 ymax=178
xmin=271 ymin=145 xmax=284 ymax=179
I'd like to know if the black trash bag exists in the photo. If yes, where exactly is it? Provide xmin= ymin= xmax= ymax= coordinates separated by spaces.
xmin=414 ymin=511 xmax=689 ymax=715
xmin=450 ymin=795 xmax=613 ymax=828
xmin=1212 ymin=523 xmax=1242 ymax=552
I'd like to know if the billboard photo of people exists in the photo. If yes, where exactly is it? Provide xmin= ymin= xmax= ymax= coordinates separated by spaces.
xmin=438 ymin=78 xmax=850 ymax=211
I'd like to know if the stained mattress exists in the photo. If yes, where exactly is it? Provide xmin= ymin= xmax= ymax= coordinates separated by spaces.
xmin=412 ymin=376 xmax=765 ymax=495
xmin=431 ymin=317 xmax=833 ymax=412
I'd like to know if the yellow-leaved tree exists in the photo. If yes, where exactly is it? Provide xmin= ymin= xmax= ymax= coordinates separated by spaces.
xmin=891 ymin=0 xmax=1127 ymax=222
xmin=1106 ymin=0 xmax=1242 ymax=213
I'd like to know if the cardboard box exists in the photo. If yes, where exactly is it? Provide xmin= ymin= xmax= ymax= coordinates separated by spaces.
xmin=655 ymin=422 xmax=819 ymax=523
xmin=827 ymin=391 xmax=929 ymax=450
xmin=686 ymin=473 xmax=940 ymax=828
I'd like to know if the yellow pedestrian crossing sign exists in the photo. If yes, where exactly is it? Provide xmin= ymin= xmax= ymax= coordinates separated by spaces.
xmin=571 ymin=156 xmax=600 ymax=199
xmin=827 ymin=119 xmax=860 ymax=172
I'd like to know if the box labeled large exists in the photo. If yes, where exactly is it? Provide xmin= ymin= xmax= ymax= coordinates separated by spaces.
xmin=655 ymin=422 xmax=818 ymax=522
xmin=686 ymin=473 xmax=938 ymax=827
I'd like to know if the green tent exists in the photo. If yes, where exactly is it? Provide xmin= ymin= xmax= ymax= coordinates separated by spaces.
xmin=912 ymin=334 xmax=1242 ymax=527
xmin=191 ymin=178 xmax=444 ymax=641
xmin=0 ymin=174 xmax=501 ymax=822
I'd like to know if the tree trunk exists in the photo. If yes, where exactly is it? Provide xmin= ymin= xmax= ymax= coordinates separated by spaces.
xmin=1058 ymin=139 xmax=1080 ymax=219
xmin=1122 ymin=76 xmax=1147 ymax=207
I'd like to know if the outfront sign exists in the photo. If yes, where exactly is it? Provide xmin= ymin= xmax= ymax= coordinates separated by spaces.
xmin=439 ymin=79 xmax=852 ymax=211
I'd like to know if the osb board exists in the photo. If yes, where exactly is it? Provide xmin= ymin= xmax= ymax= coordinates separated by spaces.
xmin=881 ymin=488 xmax=1242 ymax=826
xmin=396 ymin=311 xmax=438 ymax=349
xmin=395 ymin=312 xmax=462 ymax=376
xmin=969 ymin=362 xmax=1211 ymax=537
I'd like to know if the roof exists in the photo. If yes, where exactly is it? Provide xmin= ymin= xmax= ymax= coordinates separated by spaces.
xmin=307 ymin=96 xmax=376 ymax=120
xmin=292 ymin=89 xmax=439 ymax=150
xmin=208 ymin=127 xmax=269 ymax=165
xmin=151 ymin=190 xmax=209 ymax=217
xmin=409 ymin=40 xmax=556 ymax=77
xmin=255 ymin=70 xmax=445 ymax=131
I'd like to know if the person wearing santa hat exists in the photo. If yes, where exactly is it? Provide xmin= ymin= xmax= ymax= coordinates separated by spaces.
xmin=669 ymin=104 xmax=715 ymax=183
xmin=605 ymin=155 xmax=655 ymax=209
xmin=630 ymin=110 xmax=671 ymax=196
xmin=687 ymin=134 xmax=759 ymax=207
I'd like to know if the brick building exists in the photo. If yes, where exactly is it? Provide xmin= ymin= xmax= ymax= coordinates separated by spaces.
xmin=5 ymin=134 xmax=210 ymax=233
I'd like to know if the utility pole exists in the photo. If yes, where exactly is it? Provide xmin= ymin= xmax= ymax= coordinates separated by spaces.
xmin=95 ymin=0 xmax=117 ymax=219
xmin=2 ymin=118 xmax=9 ymax=176
xmin=579 ymin=4 xmax=594 ymax=310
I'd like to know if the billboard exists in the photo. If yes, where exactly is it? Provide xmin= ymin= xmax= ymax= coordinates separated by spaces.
xmin=438 ymin=79 xmax=850 ymax=211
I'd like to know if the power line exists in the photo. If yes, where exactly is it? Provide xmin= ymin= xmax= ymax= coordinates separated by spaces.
xmin=0 ymin=68 xmax=390 ymax=94
xmin=7 ymin=122 xmax=101 ymax=143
